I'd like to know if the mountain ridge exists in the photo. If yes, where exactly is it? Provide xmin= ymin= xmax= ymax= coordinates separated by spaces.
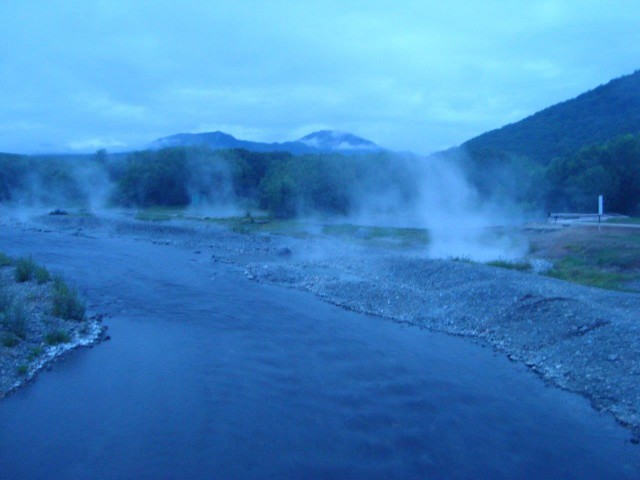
xmin=149 ymin=130 xmax=383 ymax=155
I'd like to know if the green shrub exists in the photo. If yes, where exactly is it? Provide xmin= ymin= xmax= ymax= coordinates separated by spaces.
xmin=44 ymin=329 xmax=71 ymax=345
xmin=35 ymin=266 xmax=50 ymax=284
xmin=449 ymin=255 xmax=473 ymax=263
xmin=27 ymin=346 xmax=43 ymax=360
xmin=0 ymin=303 xmax=27 ymax=338
xmin=486 ymin=260 xmax=532 ymax=271
xmin=0 ymin=252 xmax=12 ymax=267
xmin=1 ymin=333 xmax=20 ymax=347
xmin=51 ymin=278 xmax=86 ymax=321
xmin=16 ymin=364 xmax=29 ymax=375
xmin=15 ymin=257 xmax=38 ymax=282
xmin=0 ymin=289 xmax=11 ymax=313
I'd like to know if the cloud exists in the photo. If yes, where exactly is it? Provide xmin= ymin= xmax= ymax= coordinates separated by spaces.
xmin=67 ymin=137 xmax=126 ymax=152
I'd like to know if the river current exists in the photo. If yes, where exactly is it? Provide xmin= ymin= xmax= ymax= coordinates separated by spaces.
xmin=0 ymin=228 xmax=638 ymax=479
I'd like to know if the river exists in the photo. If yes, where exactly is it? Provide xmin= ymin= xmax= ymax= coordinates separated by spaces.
xmin=0 ymin=227 xmax=638 ymax=479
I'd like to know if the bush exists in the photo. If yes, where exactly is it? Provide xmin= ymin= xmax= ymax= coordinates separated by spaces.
xmin=1 ymin=333 xmax=20 ymax=347
xmin=486 ymin=260 xmax=532 ymax=271
xmin=35 ymin=266 xmax=50 ymax=284
xmin=0 ymin=303 xmax=27 ymax=338
xmin=16 ymin=364 xmax=29 ymax=375
xmin=51 ymin=277 xmax=86 ymax=321
xmin=27 ymin=346 xmax=43 ymax=360
xmin=15 ymin=257 xmax=38 ymax=282
xmin=0 ymin=289 xmax=11 ymax=312
xmin=0 ymin=252 xmax=12 ymax=267
xmin=44 ymin=329 xmax=71 ymax=345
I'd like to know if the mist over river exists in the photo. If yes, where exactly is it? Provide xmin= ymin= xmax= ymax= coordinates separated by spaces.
xmin=0 ymin=226 xmax=638 ymax=479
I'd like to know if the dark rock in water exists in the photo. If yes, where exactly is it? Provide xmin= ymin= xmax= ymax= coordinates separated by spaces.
xmin=104 ymin=335 xmax=111 ymax=342
xmin=630 ymin=435 xmax=640 ymax=445
xmin=49 ymin=209 xmax=68 ymax=216
xmin=277 ymin=247 xmax=292 ymax=258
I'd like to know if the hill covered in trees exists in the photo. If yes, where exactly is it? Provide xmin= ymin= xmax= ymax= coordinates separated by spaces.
xmin=461 ymin=70 xmax=640 ymax=165
xmin=448 ymin=69 xmax=640 ymax=215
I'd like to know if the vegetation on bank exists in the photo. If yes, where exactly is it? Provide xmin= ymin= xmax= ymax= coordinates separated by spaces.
xmin=606 ymin=217 xmax=640 ymax=225
xmin=475 ymin=225 xmax=640 ymax=292
xmin=542 ymin=232 xmax=640 ymax=290
xmin=456 ymin=132 xmax=640 ymax=217
xmin=0 ymin=252 xmax=87 ymax=354
xmin=486 ymin=259 xmax=532 ymax=272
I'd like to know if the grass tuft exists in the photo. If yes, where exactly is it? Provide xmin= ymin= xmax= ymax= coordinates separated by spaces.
xmin=486 ymin=260 xmax=532 ymax=271
xmin=1 ymin=333 xmax=20 ymax=347
xmin=51 ymin=277 xmax=86 ymax=321
xmin=449 ymin=255 xmax=473 ymax=263
xmin=34 ymin=266 xmax=51 ymax=284
xmin=27 ymin=346 xmax=43 ymax=361
xmin=15 ymin=257 xmax=38 ymax=282
xmin=0 ymin=252 xmax=12 ymax=267
xmin=44 ymin=329 xmax=71 ymax=345
xmin=0 ymin=303 xmax=27 ymax=338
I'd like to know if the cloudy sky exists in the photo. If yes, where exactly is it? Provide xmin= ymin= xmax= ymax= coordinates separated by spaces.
xmin=1 ymin=1 xmax=639 ymax=155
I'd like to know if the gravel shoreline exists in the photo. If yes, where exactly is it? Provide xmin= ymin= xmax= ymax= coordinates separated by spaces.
xmin=0 ymin=260 xmax=107 ymax=398
xmin=5 ymin=212 xmax=640 ymax=440
xmin=0 ymin=316 xmax=106 ymax=399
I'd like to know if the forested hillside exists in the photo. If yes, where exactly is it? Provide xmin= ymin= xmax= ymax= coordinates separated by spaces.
xmin=544 ymin=133 xmax=640 ymax=213
xmin=462 ymin=70 xmax=640 ymax=165
xmin=449 ymin=70 xmax=640 ymax=215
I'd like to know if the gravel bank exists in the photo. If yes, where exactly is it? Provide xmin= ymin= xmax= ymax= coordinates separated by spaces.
xmin=0 ymin=265 xmax=106 ymax=398
xmin=9 ymin=212 xmax=640 ymax=440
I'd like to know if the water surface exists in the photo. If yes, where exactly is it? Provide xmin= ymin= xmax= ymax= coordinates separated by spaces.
xmin=0 ymin=229 xmax=638 ymax=479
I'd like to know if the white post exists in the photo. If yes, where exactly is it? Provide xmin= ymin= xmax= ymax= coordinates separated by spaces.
xmin=598 ymin=195 xmax=603 ymax=223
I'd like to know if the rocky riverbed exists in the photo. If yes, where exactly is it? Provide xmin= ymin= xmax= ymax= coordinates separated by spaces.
xmin=3 ymin=210 xmax=640 ymax=441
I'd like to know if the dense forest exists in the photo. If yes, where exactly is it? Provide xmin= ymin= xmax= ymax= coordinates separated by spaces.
xmin=0 ymin=147 xmax=419 ymax=219
xmin=462 ymin=70 xmax=640 ymax=164
xmin=1 ymin=132 xmax=639 ymax=218
xmin=451 ymin=69 xmax=640 ymax=215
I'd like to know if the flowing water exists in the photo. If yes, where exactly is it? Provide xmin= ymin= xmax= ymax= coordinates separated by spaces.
xmin=0 ymin=228 xmax=638 ymax=479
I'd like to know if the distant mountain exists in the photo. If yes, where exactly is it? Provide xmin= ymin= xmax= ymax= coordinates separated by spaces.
xmin=148 ymin=130 xmax=383 ymax=155
xmin=298 ymin=130 xmax=380 ymax=151
xmin=461 ymin=69 xmax=640 ymax=164
xmin=149 ymin=131 xmax=253 ymax=150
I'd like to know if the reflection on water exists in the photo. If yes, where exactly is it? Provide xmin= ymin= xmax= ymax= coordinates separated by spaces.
xmin=0 ymin=230 xmax=638 ymax=480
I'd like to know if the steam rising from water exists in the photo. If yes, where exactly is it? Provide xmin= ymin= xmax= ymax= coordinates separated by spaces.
xmin=414 ymin=156 xmax=527 ymax=261
xmin=350 ymin=154 xmax=529 ymax=261
xmin=1 ymin=149 xmax=529 ymax=262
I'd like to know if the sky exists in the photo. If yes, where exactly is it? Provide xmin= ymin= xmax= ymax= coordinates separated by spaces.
xmin=1 ymin=1 xmax=639 ymax=155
